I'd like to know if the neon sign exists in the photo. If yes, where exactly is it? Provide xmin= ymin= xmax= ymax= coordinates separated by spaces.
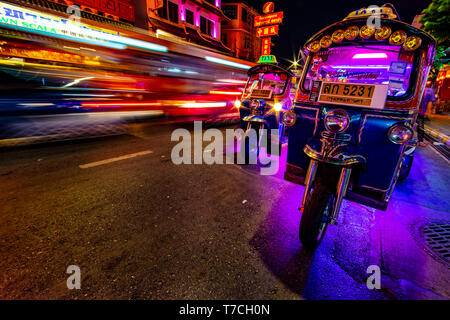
xmin=0 ymin=2 xmax=168 ymax=52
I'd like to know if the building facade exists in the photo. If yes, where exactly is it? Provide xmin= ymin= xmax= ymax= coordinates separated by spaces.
xmin=22 ymin=0 xmax=231 ymax=52
xmin=221 ymin=1 xmax=261 ymax=62
xmin=134 ymin=0 xmax=231 ymax=52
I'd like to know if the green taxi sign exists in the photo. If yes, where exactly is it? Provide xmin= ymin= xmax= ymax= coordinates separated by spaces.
xmin=258 ymin=55 xmax=277 ymax=64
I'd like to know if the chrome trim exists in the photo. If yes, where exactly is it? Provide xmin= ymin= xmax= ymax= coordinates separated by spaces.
xmin=300 ymin=160 xmax=318 ymax=213
xmin=293 ymin=105 xmax=320 ymax=135
xmin=304 ymin=144 xmax=366 ymax=166
xmin=330 ymin=167 xmax=352 ymax=225
xmin=242 ymin=115 xmax=270 ymax=128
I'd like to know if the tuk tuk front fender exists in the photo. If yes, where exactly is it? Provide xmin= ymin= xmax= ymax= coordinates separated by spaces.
xmin=303 ymin=138 xmax=366 ymax=167
xmin=242 ymin=115 xmax=270 ymax=128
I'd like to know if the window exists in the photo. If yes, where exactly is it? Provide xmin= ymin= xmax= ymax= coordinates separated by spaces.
xmin=244 ymin=36 xmax=250 ymax=49
xmin=157 ymin=0 xmax=167 ymax=20
xmin=222 ymin=33 xmax=227 ymax=46
xmin=200 ymin=16 xmax=214 ymax=37
xmin=245 ymin=72 xmax=289 ymax=96
xmin=241 ymin=7 xmax=248 ymax=24
xmin=185 ymin=9 xmax=194 ymax=25
xmin=157 ymin=0 xmax=179 ymax=24
xmin=168 ymin=1 xmax=179 ymax=23
xmin=222 ymin=5 xmax=237 ymax=20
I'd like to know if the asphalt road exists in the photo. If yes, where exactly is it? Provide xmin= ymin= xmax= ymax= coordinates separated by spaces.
xmin=0 ymin=123 xmax=449 ymax=299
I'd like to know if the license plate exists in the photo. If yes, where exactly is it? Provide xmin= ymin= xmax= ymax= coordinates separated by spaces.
xmin=318 ymin=82 xmax=388 ymax=109
xmin=250 ymin=89 xmax=273 ymax=99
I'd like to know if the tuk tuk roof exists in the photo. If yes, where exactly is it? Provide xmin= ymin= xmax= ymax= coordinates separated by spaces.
xmin=247 ymin=64 xmax=293 ymax=77
xmin=302 ymin=17 xmax=436 ymax=53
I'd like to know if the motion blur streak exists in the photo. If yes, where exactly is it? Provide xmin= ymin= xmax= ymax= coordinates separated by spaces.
xmin=209 ymin=91 xmax=243 ymax=96
xmin=82 ymin=102 xmax=163 ymax=108
xmin=0 ymin=1 xmax=254 ymax=143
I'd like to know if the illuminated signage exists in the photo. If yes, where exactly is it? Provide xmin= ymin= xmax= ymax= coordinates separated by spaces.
xmin=258 ymin=55 xmax=277 ymax=64
xmin=263 ymin=2 xmax=275 ymax=14
xmin=254 ymin=12 xmax=283 ymax=27
xmin=256 ymin=25 xmax=279 ymax=37
xmin=346 ymin=6 xmax=397 ymax=20
xmin=261 ymin=38 xmax=271 ymax=55
xmin=0 ymin=1 xmax=167 ymax=52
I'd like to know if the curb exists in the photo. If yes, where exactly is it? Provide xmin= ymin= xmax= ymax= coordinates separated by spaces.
xmin=424 ymin=126 xmax=450 ymax=146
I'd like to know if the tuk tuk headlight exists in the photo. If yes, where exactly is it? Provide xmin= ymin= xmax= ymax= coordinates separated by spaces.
xmin=273 ymin=102 xmax=283 ymax=112
xmin=324 ymin=109 xmax=350 ymax=133
xmin=234 ymin=100 xmax=241 ymax=108
xmin=388 ymin=123 xmax=413 ymax=144
xmin=282 ymin=109 xmax=296 ymax=127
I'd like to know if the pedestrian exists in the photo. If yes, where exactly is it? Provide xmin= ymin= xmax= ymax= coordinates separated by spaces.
xmin=417 ymin=86 xmax=436 ymax=147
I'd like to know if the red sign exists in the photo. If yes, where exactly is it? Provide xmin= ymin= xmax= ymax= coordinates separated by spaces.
xmin=256 ymin=25 xmax=279 ymax=37
xmin=262 ymin=38 xmax=271 ymax=55
xmin=263 ymin=2 xmax=275 ymax=14
xmin=254 ymin=11 xmax=283 ymax=27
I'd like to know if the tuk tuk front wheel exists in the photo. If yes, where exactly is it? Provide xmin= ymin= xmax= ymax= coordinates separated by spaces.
xmin=243 ymin=124 xmax=260 ymax=164
xmin=266 ymin=134 xmax=282 ymax=156
xmin=299 ymin=181 xmax=333 ymax=250
xmin=398 ymin=154 xmax=414 ymax=182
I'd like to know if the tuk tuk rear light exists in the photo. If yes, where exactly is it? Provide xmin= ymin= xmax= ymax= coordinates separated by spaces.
xmin=234 ymin=100 xmax=241 ymax=109
xmin=388 ymin=123 xmax=413 ymax=144
xmin=324 ymin=109 xmax=350 ymax=133
xmin=403 ymin=35 xmax=422 ymax=51
xmin=344 ymin=26 xmax=359 ymax=40
xmin=273 ymin=102 xmax=283 ymax=112
xmin=282 ymin=109 xmax=296 ymax=127
xmin=389 ymin=30 xmax=407 ymax=46
xmin=375 ymin=26 xmax=391 ymax=41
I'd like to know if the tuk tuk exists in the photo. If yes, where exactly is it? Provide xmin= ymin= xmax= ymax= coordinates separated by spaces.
xmin=237 ymin=55 xmax=294 ymax=161
xmin=282 ymin=5 xmax=436 ymax=249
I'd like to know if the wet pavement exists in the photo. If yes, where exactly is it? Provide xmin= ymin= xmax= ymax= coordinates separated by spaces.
xmin=0 ymin=123 xmax=449 ymax=299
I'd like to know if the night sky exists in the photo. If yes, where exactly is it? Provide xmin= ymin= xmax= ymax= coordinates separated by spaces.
xmin=242 ymin=0 xmax=432 ymax=66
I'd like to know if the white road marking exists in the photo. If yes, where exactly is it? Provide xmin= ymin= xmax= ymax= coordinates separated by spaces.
xmin=79 ymin=150 xmax=153 ymax=169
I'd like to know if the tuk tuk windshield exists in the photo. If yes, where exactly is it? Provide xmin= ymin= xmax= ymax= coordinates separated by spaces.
xmin=303 ymin=45 xmax=415 ymax=98
xmin=245 ymin=72 xmax=288 ymax=96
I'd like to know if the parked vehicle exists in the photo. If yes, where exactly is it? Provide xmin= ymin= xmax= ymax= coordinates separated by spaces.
xmin=282 ymin=5 xmax=436 ymax=249
xmin=237 ymin=56 xmax=294 ymax=162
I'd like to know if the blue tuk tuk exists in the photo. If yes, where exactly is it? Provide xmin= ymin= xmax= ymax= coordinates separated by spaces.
xmin=282 ymin=5 xmax=436 ymax=249
xmin=237 ymin=55 xmax=294 ymax=161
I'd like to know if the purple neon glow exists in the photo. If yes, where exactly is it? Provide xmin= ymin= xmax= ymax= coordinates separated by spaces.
xmin=352 ymin=53 xmax=388 ymax=59
xmin=180 ymin=5 xmax=185 ymax=21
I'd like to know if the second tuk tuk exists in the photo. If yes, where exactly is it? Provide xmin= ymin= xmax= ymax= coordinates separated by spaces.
xmin=282 ymin=5 xmax=436 ymax=249
xmin=237 ymin=55 xmax=294 ymax=161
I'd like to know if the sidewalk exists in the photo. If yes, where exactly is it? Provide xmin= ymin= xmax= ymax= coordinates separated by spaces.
xmin=424 ymin=114 xmax=450 ymax=146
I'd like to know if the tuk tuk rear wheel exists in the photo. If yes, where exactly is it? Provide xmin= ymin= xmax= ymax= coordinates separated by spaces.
xmin=398 ymin=154 xmax=413 ymax=182
xmin=299 ymin=181 xmax=333 ymax=250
